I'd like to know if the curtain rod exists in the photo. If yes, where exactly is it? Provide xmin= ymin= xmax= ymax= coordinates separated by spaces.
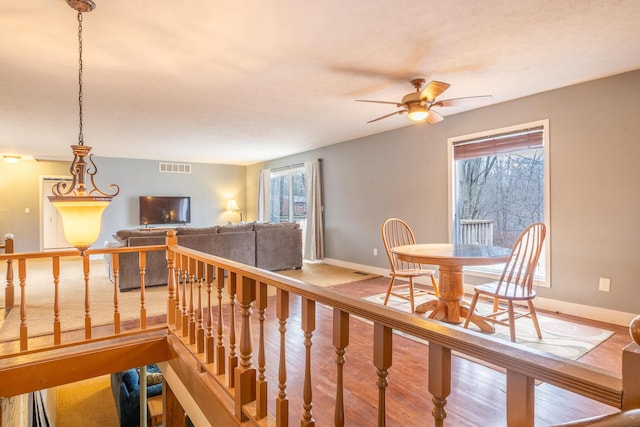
xmin=270 ymin=162 xmax=304 ymax=173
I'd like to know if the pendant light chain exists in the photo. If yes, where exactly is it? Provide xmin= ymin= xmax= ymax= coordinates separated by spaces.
xmin=77 ymin=11 xmax=84 ymax=146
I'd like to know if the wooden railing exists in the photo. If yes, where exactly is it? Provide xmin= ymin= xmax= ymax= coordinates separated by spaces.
xmin=1 ymin=231 xmax=639 ymax=426
xmin=456 ymin=219 xmax=494 ymax=245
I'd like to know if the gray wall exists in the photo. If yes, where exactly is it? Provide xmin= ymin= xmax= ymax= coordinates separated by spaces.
xmin=0 ymin=157 xmax=246 ymax=252
xmin=3 ymin=70 xmax=639 ymax=314
xmin=93 ymin=158 xmax=246 ymax=248
xmin=247 ymin=70 xmax=640 ymax=314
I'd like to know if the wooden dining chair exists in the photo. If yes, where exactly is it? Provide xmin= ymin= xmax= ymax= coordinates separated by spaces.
xmin=463 ymin=222 xmax=546 ymax=342
xmin=382 ymin=218 xmax=439 ymax=314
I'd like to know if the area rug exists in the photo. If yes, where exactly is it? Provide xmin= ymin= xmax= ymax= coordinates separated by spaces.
xmin=363 ymin=293 xmax=614 ymax=361
xmin=278 ymin=262 xmax=381 ymax=287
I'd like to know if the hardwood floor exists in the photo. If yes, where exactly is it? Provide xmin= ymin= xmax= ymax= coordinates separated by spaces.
xmin=262 ymin=278 xmax=628 ymax=426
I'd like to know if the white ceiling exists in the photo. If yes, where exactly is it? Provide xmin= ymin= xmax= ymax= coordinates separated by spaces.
xmin=2 ymin=0 xmax=640 ymax=166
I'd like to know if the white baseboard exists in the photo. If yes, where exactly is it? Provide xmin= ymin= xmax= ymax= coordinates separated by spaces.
xmin=321 ymin=258 xmax=635 ymax=328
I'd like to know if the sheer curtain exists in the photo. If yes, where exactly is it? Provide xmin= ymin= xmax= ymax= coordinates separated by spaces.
xmin=304 ymin=159 xmax=324 ymax=261
xmin=258 ymin=168 xmax=271 ymax=222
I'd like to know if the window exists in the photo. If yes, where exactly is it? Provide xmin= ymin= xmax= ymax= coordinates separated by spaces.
xmin=448 ymin=120 xmax=550 ymax=286
xmin=270 ymin=167 xmax=307 ymax=224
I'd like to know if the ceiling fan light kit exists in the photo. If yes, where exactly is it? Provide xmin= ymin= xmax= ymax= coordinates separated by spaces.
xmin=407 ymin=105 xmax=429 ymax=121
xmin=356 ymin=78 xmax=492 ymax=124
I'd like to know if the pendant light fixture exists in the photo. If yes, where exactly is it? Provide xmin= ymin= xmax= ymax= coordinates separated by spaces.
xmin=48 ymin=0 xmax=119 ymax=255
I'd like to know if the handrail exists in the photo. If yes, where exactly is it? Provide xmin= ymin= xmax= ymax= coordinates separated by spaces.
xmin=0 ymin=238 xmax=636 ymax=426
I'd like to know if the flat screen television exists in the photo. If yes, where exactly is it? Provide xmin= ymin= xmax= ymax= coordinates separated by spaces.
xmin=139 ymin=196 xmax=191 ymax=226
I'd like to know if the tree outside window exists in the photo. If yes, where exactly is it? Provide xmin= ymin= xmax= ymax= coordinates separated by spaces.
xmin=451 ymin=122 xmax=548 ymax=282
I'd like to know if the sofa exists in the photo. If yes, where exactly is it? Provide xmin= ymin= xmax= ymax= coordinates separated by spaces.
xmin=110 ymin=364 xmax=163 ymax=427
xmin=105 ymin=222 xmax=303 ymax=291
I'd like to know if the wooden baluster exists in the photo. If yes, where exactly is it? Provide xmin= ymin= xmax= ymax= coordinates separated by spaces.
xmin=174 ymin=254 xmax=182 ymax=332
xmin=373 ymin=323 xmax=392 ymax=427
xmin=196 ymin=260 xmax=205 ymax=353
xmin=112 ymin=253 xmax=121 ymax=334
xmin=228 ymin=271 xmax=238 ymax=388
xmin=506 ymin=370 xmax=534 ymax=427
xmin=301 ymin=297 xmax=316 ymax=427
xmin=4 ymin=234 xmax=14 ymax=309
xmin=189 ymin=257 xmax=196 ymax=345
xmin=166 ymin=231 xmax=177 ymax=326
xmin=205 ymin=264 xmax=214 ymax=364
xmin=333 ymin=309 xmax=349 ymax=427
xmin=181 ymin=255 xmax=189 ymax=337
xmin=256 ymin=281 xmax=268 ymax=419
xmin=234 ymin=275 xmax=256 ymax=422
xmin=276 ymin=289 xmax=289 ymax=427
xmin=428 ymin=342 xmax=451 ymax=427
xmin=19 ymin=258 xmax=27 ymax=351
xmin=52 ymin=256 xmax=61 ymax=345
xmin=138 ymin=251 xmax=148 ymax=330
xmin=215 ymin=266 xmax=226 ymax=376
xmin=83 ymin=254 xmax=92 ymax=339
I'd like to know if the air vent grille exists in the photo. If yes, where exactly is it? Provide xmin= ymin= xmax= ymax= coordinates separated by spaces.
xmin=159 ymin=162 xmax=191 ymax=174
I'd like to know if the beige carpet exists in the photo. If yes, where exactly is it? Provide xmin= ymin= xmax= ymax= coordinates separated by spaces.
xmin=0 ymin=257 xmax=168 ymax=342
xmin=56 ymin=374 xmax=119 ymax=427
xmin=364 ymin=293 xmax=614 ymax=361
xmin=278 ymin=262 xmax=380 ymax=287
xmin=0 ymin=258 xmax=379 ymax=342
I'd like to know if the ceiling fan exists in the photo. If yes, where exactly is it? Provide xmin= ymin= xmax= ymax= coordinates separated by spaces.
xmin=356 ymin=78 xmax=492 ymax=124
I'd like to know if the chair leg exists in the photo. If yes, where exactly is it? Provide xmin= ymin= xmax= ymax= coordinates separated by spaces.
xmin=430 ymin=274 xmax=440 ymax=299
xmin=507 ymin=301 xmax=516 ymax=342
xmin=528 ymin=300 xmax=542 ymax=339
xmin=384 ymin=276 xmax=396 ymax=306
xmin=408 ymin=277 xmax=416 ymax=314
xmin=493 ymin=297 xmax=500 ymax=312
xmin=463 ymin=292 xmax=480 ymax=329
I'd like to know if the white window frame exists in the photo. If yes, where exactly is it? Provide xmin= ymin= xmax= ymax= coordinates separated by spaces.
xmin=447 ymin=119 xmax=551 ymax=288
xmin=270 ymin=166 xmax=306 ymax=223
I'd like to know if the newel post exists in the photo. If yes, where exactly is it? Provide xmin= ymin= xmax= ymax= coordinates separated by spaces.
xmin=4 ymin=233 xmax=14 ymax=309
xmin=166 ymin=230 xmax=177 ymax=325
xmin=234 ymin=274 xmax=257 ymax=422
xmin=622 ymin=316 xmax=640 ymax=410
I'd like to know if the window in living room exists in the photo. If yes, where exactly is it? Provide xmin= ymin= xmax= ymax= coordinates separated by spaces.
xmin=270 ymin=166 xmax=307 ymax=225
xmin=448 ymin=119 xmax=550 ymax=286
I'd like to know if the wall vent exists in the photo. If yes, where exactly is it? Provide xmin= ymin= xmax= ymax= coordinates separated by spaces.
xmin=159 ymin=162 xmax=191 ymax=174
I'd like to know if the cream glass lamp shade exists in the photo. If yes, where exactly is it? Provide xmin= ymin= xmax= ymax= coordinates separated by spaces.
xmin=407 ymin=105 xmax=429 ymax=121
xmin=227 ymin=200 xmax=240 ymax=211
xmin=50 ymin=199 xmax=110 ymax=252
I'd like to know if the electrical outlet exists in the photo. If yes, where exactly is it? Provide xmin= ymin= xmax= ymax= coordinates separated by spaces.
xmin=373 ymin=248 xmax=378 ymax=256
xmin=598 ymin=277 xmax=611 ymax=292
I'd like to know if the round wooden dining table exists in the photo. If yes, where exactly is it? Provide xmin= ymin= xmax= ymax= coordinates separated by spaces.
xmin=391 ymin=243 xmax=511 ymax=331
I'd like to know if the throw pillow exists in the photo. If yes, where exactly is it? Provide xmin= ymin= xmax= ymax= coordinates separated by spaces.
xmin=147 ymin=372 xmax=163 ymax=386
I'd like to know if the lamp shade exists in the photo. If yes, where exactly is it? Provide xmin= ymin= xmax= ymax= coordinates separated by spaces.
xmin=407 ymin=105 xmax=429 ymax=121
xmin=50 ymin=198 xmax=110 ymax=251
xmin=227 ymin=199 xmax=240 ymax=211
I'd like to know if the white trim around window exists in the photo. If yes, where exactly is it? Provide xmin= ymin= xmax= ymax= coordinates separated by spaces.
xmin=447 ymin=119 xmax=551 ymax=288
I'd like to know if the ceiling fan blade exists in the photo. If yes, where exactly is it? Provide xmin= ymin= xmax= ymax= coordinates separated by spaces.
xmin=356 ymin=99 xmax=402 ymax=107
xmin=425 ymin=109 xmax=444 ymax=124
xmin=420 ymin=81 xmax=450 ymax=102
xmin=366 ymin=110 xmax=405 ymax=123
xmin=436 ymin=95 xmax=493 ymax=107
